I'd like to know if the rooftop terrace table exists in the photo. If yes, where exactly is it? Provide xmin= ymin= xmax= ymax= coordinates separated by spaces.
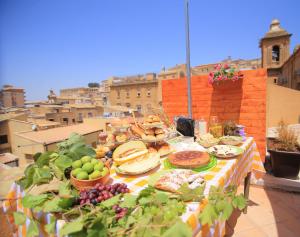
xmin=2 ymin=137 xmax=264 ymax=237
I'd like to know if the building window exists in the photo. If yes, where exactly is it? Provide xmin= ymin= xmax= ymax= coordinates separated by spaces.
xmin=48 ymin=119 xmax=54 ymax=122
xmin=88 ymin=112 xmax=93 ymax=117
xmin=147 ymin=89 xmax=151 ymax=97
xmin=0 ymin=135 xmax=8 ymax=144
xmin=63 ymin=118 xmax=69 ymax=123
xmin=126 ymin=90 xmax=130 ymax=98
xmin=117 ymin=90 xmax=120 ymax=99
xmin=72 ymin=119 xmax=75 ymax=123
xmin=126 ymin=103 xmax=131 ymax=108
xmin=136 ymin=105 xmax=142 ymax=112
xmin=137 ymin=92 xmax=141 ymax=98
xmin=117 ymin=103 xmax=121 ymax=106
xmin=78 ymin=113 xmax=83 ymax=121
xmin=272 ymin=45 xmax=280 ymax=62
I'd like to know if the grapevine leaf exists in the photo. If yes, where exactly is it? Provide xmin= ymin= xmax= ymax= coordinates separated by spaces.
xmin=45 ymin=216 xmax=56 ymax=235
xmin=232 ymin=194 xmax=247 ymax=210
xmin=138 ymin=196 xmax=153 ymax=205
xmin=59 ymin=182 xmax=73 ymax=198
xmin=137 ymin=186 xmax=155 ymax=199
xmin=87 ymin=222 xmax=107 ymax=237
xmin=125 ymin=216 xmax=137 ymax=229
xmin=32 ymin=167 xmax=53 ymax=185
xmin=154 ymin=192 xmax=168 ymax=204
xmin=16 ymin=164 xmax=35 ymax=189
xmin=101 ymin=194 xmax=121 ymax=208
xmin=27 ymin=220 xmax=39 ymax=237
xmin=199 ymin=203 xmax=218 ymax=226
xmin=22 ymin=194 xmax=49 ymax=208
xmin=220 ymin=202 xmax=233 ymax=221
xmin=162 ymin=220 xmax=192 ymax=237
xmin=35 ymin=151 xmax=54 ymax=167
xmin=43 ymin=197 xmax=63 ymax=212
xmin=54 ymin=155 xmax=73 ymax=172
xmin=178 ymin=183 xmax=205 ymax=202
xmin=120 ymin=194 xmax=137 ymax=208
xmin=13 ymin=212 xmax=26 ymax=225
xmin=49 ymin=162 xmax=64 ymax=180
xmin=60 ymin=220 xmax=84 ymax=236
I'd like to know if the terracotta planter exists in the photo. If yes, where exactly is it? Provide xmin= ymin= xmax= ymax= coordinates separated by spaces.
xmin=70 ymin=164 xmax=110 ymax=190
xmin=268 ymin=149 xmax=300 ymax=179
xmin=212 ymin=78 xmax=243 ymax=89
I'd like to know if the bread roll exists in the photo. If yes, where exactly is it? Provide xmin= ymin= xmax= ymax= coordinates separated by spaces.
xmin=154 ymin=128 xmax=164 ymax=135
xmin=131 ymin=125 xmax=145 ymax=137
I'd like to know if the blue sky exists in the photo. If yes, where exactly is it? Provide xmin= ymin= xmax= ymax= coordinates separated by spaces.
xmin=1 ymin=0 xmax=300 ymax=100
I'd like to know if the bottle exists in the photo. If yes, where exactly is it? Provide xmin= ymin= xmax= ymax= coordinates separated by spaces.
xmin=209 ymin=116 xmax=223 ymax=138
xmin=199 ymin=117 xmax=207 ymax=136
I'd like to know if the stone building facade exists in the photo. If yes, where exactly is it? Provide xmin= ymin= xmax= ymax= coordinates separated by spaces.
xmin=0 ymin=85 xmax=25 ymax=108
xmin=108 ymin=73 xmax=160 ymax=114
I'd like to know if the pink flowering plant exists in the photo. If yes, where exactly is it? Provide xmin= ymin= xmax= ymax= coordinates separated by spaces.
xmin=208 ymin=64 xmax=243 ymax=85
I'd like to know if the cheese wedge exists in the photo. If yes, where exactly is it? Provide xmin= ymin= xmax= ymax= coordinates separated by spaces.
xmin=116 ymin=153 xmax=160 ymax=175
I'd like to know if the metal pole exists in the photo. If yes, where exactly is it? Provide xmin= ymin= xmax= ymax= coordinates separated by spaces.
xmin=185 ymin=0 xmax=192 ymax=118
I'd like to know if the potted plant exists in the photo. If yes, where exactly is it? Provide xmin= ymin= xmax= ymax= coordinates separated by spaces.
xmin=268 ymin=121 xmax=300 ymax=179
xmin=208 ymin=64 xmax=243 ymax=85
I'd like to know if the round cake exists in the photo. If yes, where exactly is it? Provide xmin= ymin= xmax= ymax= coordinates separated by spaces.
xmin=168 ymin=151 xmax=211 ymax=168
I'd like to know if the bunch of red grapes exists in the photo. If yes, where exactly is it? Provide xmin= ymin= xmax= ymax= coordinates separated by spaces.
xmin=78 ymin=183 xmax=130 ymax=205
xmin=112 ymin=205 xmax=128 ymax=220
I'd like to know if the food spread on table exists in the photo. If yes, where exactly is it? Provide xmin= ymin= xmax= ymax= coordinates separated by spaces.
xmin=207 ymin=145 xmax=243 ymax=158
xmin=5 ymin=115 xmax=250 ymax=237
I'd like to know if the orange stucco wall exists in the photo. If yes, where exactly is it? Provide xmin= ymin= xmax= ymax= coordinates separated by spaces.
xmin=162 ymin=69 xmax=267 ymax=160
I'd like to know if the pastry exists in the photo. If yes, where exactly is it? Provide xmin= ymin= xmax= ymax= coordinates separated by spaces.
xmin=155 ymin=133 xmax=165 ymax=140
xmin=145 ymin=128 xmax=155 ymax=135
xmin=168 ymin=151 xmax=210 ymax=169
xmin=158 ymin=145 xmax=170 ymax=157
xmin=142 ymin=134 xmax=156 ymax=141
xmin=154 ymin=128 xmax=164 ymax=135
xmin=116 ymin=133 xmax=128 ymax=143
xmin=131 ymin=125 xmax=145 ymax=138
xmin=155 ymin=170 xmax=205 ymax=193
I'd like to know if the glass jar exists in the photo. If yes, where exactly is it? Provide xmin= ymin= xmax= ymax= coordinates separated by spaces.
xmin=209 ymin=116 xmax=223 ymax=138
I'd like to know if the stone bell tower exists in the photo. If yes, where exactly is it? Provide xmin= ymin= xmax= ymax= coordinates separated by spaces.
xmin=260 ymin=19 xmax=291 ymax=75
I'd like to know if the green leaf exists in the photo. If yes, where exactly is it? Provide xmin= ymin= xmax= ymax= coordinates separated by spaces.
xmin=232 ymin=194 xmax=247 ymax=210
xmin=178 ymin=183 xmax=205 ymax=202
xmin=220 ymin=202 xmax=233 ymax=221
xmin=59 ymin=182 xmax=73 ymax=198
xmin=199 ymin=203 xmax=218 ymax=226
xmin=13 ymin=212 xmax=26 ymax=225
xmin=162 ymin=220 xmax=192 ymax=237
xmin=54 ymin=155 xmax=73 ymax=171
xmin=35 ymin=151 xmax=54 ymax=167
xmin=120 ymin=194 xmax=137 ymax=208
xmin=43 ymin=197 xmax=62 ymax=212
xmin=16 ymin=164 xmax=35 ymax=189
xmin=22 ymin=194 xmax=49 ymax=208
xmin=138 ymin=196 xmax=153 ymax=205
xmin=32 ymin=167 xmax=53 ymax=185
xmin=60 ymin=220 xmax=84 ymax=236
xmin=49 ymin=162 xmax=64 ymax=180
xmin=45 ymin=216 xmax=56 ymax=235
xmin=154 ymin=192 xmax=169 ymax=204
xmin=101 ymin=194 xmax=121 ymax=208
xmin=27 ymin=220 xmax=39 ymax=237
xmin=138 ymin=186 xmax=155 ymax=199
